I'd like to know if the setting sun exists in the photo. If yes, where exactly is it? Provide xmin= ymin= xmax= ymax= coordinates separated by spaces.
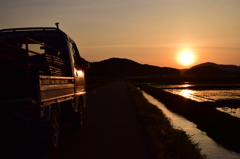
xmin=177 ymin=50 xmax=195 ymax=66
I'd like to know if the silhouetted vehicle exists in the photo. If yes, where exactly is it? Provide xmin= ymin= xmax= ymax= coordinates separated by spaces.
xmin=0 ymin=26 xmax=89 ymax=150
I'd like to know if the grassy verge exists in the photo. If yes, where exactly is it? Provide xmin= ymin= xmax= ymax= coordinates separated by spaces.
xmin=127 ymin=81 xmax=206 ymax=159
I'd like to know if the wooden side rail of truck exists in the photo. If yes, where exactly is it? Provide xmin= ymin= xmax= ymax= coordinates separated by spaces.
xmin=0 ymin=27 xmax=89 ymax=150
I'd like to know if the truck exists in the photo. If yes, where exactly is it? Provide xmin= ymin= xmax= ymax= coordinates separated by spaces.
xmin=0 ymin=25 xmax=89 ymax=150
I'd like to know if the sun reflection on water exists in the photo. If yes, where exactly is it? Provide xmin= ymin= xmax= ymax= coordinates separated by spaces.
xmin=182 ymin=84 xmax=191 ymax=88
xmin=164 ymin=88 xmax=240 ymax=102
xmin=179 ymin=89 xmax=193 ymax=99
xmin=153 ymin=84 xmax=240 ymax=118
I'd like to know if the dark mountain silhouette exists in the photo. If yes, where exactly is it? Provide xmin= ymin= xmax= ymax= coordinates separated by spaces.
xmin=85 ymin=58 xmax=240 ymax=78
xmin=192 ymin=62 xmax=240 ymax=73
xmin=86 ymin=58 xmax=181 ymax=78
xmin=184 ymin=66 xmax=229 ymax=76
xmin=184 ymin=62 xmax=240 ymax=76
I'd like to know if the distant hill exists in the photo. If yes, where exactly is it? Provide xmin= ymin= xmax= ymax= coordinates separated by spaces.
xmin=193 ymin=62 xmax=240 ymax=73
xmin=184 ymin=66 xmax=229 ymax=76
xmin=184 ymin=62 xmax=240 ymax=76
xmin=86 ymin=58 xmax=181 ymax=78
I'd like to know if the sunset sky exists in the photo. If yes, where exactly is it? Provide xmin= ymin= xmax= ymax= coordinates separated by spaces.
xmin=1 ymin=0 xmax=240 ymax=69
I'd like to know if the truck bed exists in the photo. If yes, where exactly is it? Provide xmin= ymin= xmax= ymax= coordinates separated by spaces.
xmin=0 ymin=35 xmax=72 ymax=102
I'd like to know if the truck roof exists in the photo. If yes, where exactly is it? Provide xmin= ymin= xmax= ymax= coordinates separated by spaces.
xmin=0 ymin=27 xmax=61 ymax=33
xmin=0 ymin=27 xmax=76 ymax=43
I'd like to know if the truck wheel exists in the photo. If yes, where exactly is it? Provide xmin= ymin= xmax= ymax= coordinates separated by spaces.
xmin=46 ymin=109 xmax=61 ymax=150
xmin=72 ymin=105 xmax=83 ymax=129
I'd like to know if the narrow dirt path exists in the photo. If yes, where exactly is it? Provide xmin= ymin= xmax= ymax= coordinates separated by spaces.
xmin=46 ymin=80 xmax=155 ymax=159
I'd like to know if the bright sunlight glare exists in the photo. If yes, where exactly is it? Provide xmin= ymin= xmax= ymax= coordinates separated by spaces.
xmin=177 ymin=50 xmax=195 ymax=66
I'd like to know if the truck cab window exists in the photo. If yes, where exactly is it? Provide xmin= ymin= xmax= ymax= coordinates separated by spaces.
xmin=70 ymin=41 xmax=82 ymax=69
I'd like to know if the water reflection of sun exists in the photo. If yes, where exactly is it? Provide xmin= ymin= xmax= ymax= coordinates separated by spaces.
xmin=182 ymin=84 xmax=191 ymax=88
xmin=180 ymin=90 xmax=193 ymax=98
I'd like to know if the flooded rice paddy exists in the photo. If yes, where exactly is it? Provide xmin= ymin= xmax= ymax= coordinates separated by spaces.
xmin=216 ymin=107 xmax=240 ymax=118
xmin=142 ymin=91 xmax=240 ymax=159
xmin=150 ymin=83 xmax=240 ymax=118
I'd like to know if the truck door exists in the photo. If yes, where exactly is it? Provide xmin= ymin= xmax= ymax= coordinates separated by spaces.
xmin=69 ymin=41 xmax=86 ymax=94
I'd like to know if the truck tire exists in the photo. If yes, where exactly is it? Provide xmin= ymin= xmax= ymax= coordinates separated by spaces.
xmin=45 ymin=109 xmax=61 ymax=150
xmin=72 ymin=104 xmax=83 ymax=129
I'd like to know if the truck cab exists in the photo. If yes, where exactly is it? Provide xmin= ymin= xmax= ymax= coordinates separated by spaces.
xmin=0 ymin=27 xmax=88 ymax=150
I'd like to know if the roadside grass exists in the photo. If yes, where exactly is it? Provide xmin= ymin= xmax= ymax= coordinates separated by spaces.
xmin=127 ymin=81 xmax=206 ymax=159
